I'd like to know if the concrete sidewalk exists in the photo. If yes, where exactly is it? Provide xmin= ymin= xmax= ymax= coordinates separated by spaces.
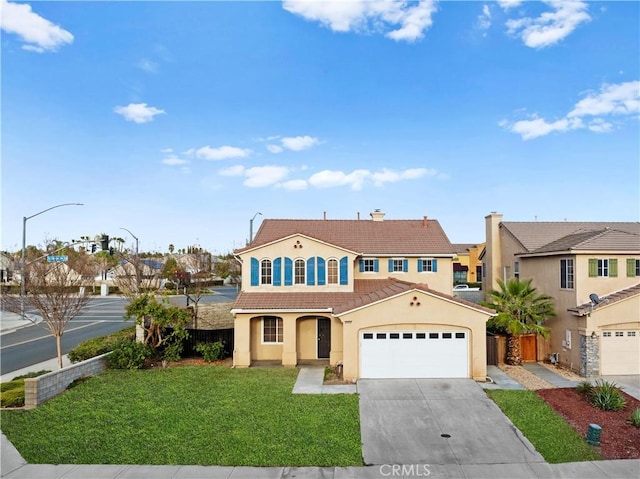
xmin=0 ymin=310 xmax=41 ymax=335
xmin=292 ymin=367 xmax=357 ymax=394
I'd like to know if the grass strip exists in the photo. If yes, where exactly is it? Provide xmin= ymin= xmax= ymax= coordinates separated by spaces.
xmin=1 ymin=367 xmax=361 ymax=466
xmin=486 ymin=389 xmax=601 ymax=463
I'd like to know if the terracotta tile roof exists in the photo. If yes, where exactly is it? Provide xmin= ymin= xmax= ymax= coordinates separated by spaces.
xmin=232 ymin=278 xmax=495 ymax=316
xmin=236 ymin=218 xmax=456 ymax=255
xmin=502 ymin=222 xmax=640 ymax=253
xmin=451 ymin=243 xmax=479 ymax=254
xmin=568 ymin=283 xmax=640 ymax=316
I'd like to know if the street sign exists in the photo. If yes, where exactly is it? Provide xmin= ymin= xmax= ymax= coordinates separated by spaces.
xmin=46 ymin=255 xmax=68 ymax=262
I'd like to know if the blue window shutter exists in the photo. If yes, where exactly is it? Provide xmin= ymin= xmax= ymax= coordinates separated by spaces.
xmin=374 ymin=259 xmax=379 ymax=272
xmin=250 ymin=257 xmax=259 ymax=286
xmin=418 ymin=259 xmax=423 ymax=272
xmin=388 ymin=259 xmax=393 ymax=272
xmin=340 ymin=256 xmax=348 ymax=285
xmin=307 ymin=257 xmax=315 ymax=285
xmin=432 ymin=259 xmax=438 ymax=272
xmin=273 ymin=258 xmax=282 ymax=286
xmin=284 ymin=257 xmax=293 ymax=285
xmin=403 ymin=259 xmax=408 ymax=272
xmin=317 ymin=257 xmax=326 ymax=285
xmin=359 ymin=259 xmax=365 ymax=272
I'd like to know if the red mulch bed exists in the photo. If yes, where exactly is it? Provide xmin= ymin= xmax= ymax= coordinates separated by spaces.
xmin=537 ymin=388 xmax=640 ymax=459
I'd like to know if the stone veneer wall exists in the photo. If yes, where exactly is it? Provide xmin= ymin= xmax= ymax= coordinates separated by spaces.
xmin=579 ymin=334 xmax=600 ymax=378
xmin=23 ymin=353 xmax=110 ymax=409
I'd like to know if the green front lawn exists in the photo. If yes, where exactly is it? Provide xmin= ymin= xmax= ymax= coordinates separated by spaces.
xmin=486 ymin=389 xmax=601 ymax=463
xmin=0 ymin=367 xmax=362 ymax=466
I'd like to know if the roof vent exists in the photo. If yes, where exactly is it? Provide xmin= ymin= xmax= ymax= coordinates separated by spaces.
xmin=370 ymin=209 xmax=385 ymax=222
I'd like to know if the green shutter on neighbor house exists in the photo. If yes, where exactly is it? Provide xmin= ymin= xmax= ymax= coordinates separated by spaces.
xmin=250 ymin=257 xmax=259 ymax=286
xmin=588 ymin=259 xmax=597 ymax=277
xmin=609 ymin=258 xmax=617 ymax=277
xmin=628 ymin=258 xmax=636 ymax=277
xmin=388 ymin=259 xmax=394 ymax=272
xmin=340 ymin=256 xmax=348 ymax=285
xmin=273 ymin=258 xmax=282 ymax=286
xmin=284 ymin=257 xmax=293 ymax=285
xmin=317 ymin=257 xmax=326 ymax=285
xmin=307 ymin=257 xmax=315 ymax=285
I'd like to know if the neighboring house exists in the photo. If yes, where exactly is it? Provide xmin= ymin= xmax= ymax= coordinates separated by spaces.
xmin=482 ymin=212 xmax=640 ymax=376
xmin=452 ymin=243 xmax=484 ymax=285
xmin=231 ymin=211 xmax=495 ymax=382
xmin=0 ymin=252 xmax=14 ymax=283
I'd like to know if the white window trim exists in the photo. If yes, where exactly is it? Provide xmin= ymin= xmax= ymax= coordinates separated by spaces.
xmin=262 ymin=317 xmax=283 ymax=344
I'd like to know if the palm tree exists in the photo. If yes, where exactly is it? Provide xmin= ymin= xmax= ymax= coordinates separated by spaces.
xmin=482 ymin=278 xmax=555 ymax=365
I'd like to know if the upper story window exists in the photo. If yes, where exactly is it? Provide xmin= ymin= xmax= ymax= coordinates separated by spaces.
xmin=589 ymin=258 xmax=617 ymax=278
xmin=261 ymin=259 xmax=272 ymax=285
xmin=418 ymin=259 xmax=438 ymax=273
xmin=514 ymin=261 xmax=520 ymax=279
xmin=327 ymin=259 xmax=338 ymax=284
xmin=360 ymin=259 xmax=378 ymax=273
xmin=560 ymin=258 xmax=574 ymax=289
xmin=389 ymin=259 xmax=408 ymax=273
xmin=294 ymin=259 xmax=305 ymax=284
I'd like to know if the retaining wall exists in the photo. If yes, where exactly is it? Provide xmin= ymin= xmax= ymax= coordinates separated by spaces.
xmin=24 ymin=353 xmax=110 ymax=409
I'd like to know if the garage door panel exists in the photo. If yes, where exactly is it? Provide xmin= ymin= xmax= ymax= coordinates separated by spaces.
xmin=601 ymin=330 xmax=640 ymax=376
xmin=360 ymin=331 xmax=469 ymax=378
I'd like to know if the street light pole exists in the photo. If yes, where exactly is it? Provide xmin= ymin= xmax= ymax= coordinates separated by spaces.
xmin=249 ymin=212 xmax=262 ymax=245
xmin=120 ymin=227 xmax=140 ymax=294
xmin=21 ymin=202 xmax=83 ymax=321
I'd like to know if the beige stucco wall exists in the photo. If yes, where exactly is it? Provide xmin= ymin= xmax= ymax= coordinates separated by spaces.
xmin=338 ymin=290 xmax=491 ymax=382
xmin=591 ymin=295 xmax=640 ymax=332
xmin=353 ymin=257 xmax=454 ymax=293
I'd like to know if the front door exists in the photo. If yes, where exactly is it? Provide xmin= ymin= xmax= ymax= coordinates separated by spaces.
xmin=317 ymin=318 xmax=331 ymax=359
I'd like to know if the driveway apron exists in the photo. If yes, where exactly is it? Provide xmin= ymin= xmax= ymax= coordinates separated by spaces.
xmin=358 ymin=378 xmax=545 ymax=466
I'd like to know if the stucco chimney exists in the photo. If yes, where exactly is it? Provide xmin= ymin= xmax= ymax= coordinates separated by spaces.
xmin=484 ymin=212 xmax=503 ymax=294
xmin=323 ymin=211 xmax=327 ymax=220
xmin=423 ymin=216 xmax=428 ymax=228
xmin=370 ymin=209 xmax=385 ymax=222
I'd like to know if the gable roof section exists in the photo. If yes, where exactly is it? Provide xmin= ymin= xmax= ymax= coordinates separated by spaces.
xmin=568 ymin=283 xmax=640 ymax=316
xmin=236 ymin=219 xmax=456 ymax=256
xmin=520 ymin=229 xmax=640 ymax=256
xmin=452 ymin=243 xmax=478 ymax=254
xmin=232 ymin=278 xmax=495 ymax=316
xmin=501 ymin=222 xmax=640 ymax=254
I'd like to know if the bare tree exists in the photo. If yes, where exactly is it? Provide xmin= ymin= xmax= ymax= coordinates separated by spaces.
xmin=2 ymin=251 xmax=91 ymax=369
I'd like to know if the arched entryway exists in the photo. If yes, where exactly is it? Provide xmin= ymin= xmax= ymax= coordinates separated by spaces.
xmin=297 ymin=316 xmax=332 ymax=361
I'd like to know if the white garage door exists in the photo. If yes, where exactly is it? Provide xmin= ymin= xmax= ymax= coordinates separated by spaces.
xmin=601 ymin=330 xmax=640 ymax=375
xmin=360 ymin=331 xmax=469 ymax=378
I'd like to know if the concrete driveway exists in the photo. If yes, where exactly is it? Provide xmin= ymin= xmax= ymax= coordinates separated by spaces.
xmin=358 ymin=378 xmax=545 ymax=466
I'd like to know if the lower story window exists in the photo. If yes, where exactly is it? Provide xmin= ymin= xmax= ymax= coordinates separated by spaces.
xmin=263 ymin=316 xmax=283 ymax=343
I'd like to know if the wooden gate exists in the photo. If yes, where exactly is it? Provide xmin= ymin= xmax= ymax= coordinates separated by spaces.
xmin=520 ymin=334 xmax=537 ymax=362
xmin=486 ymin=334 xmax=498 ymax=366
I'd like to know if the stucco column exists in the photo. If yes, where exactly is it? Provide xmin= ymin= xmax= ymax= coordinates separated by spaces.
xmin=233 ymin=315 xmax=251 ymax=368
xmin=329 ymin=317 xmax=343 ymax=367
xmin=471 ymin=330 xmax=487 ymax=381
xmin=282 ymin=316 xmax=298 ymax=367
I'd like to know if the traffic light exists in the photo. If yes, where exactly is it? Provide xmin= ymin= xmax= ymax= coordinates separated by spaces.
xmin=100 ymin=235 xmax=110 ymax=251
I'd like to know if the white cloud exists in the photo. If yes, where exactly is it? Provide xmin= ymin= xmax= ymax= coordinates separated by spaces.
xmin=505 ymin=0 xmax=591 ymax=49
xmin=113 ymin=103 xmax=165 ymax=123
xmin=478 ymin=4 xmax=491 ymax=32
xmin=243 ymin=166 xmax=290 ymax=188
xmin=219 ymin=165 xmax=245 ymax=176
xmin=309 ymin=169 xmax=370 ymax=191
xmin=502 ymin=80 xmax=639 ymax=140
xmin=137 ymin=58 xmax=159 ymax=73
xmin=192 ymin=145 xmax=252 ymax=161
xmin=498 ymin=0 xmax=522 ymax=10
xmin=279 ymin=179 xmax=308 ymax=191
xmin=567 ymin=81 xmax=640 ymax=118
xmin=372 ymin=167 xmax=434 ymax=186
xmin=0 ymin=0 xmax=73 ymax=53
xmin=281 ymin=135 xmax=319 ymax=151
xmin=267 ymin=144 xmax=284 ymax=154
xmin=282 ymin=0 xmax=437 ymax=43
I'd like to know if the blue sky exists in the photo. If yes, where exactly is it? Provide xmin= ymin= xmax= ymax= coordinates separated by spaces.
xmin=1 ymin=0 xmax=638 ymax=254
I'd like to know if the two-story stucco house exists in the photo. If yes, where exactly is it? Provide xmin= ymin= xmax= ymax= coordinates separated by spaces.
xmin=482 ymin=212 xmax=640 ymax=377
xmin=231 ymin=211 xmax=495 ymax=382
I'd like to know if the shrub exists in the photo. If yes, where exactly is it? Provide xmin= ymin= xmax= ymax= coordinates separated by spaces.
xmin=161 ymin=337 xmax=185 ymax=362
xmin=68 ymin=327 xmax=136 ymax=362
xmin=195 ymin=341 xmax=225 ymax=362
xmin=590 ymin=380 xmax=626 ymax=412
xmin=108 ymin=339 xmax=151 ymax=370
xmin=629 ymin=408 xmax=640 ymax=428
xmin=12 ymin=370 xmax=52 ymax=380
xmin=575 ymin=381 xmax=593 ymax=397
xmin=1 ymin=388 xmax=25 ymax=408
